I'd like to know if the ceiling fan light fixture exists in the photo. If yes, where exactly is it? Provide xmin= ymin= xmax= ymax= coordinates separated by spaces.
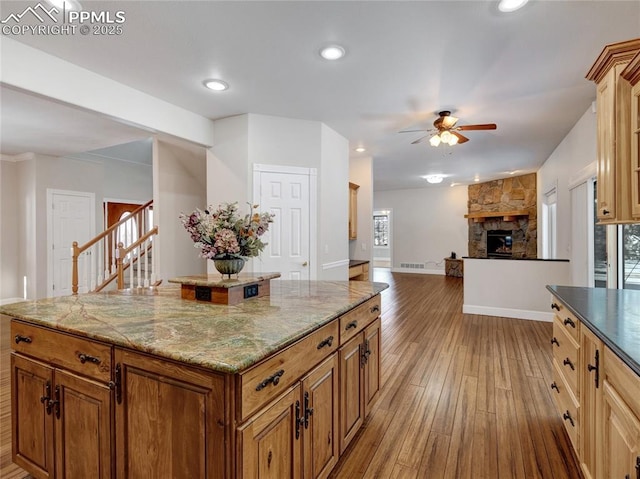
xmin=498 ymin=0 xmax=529 ymax=12
xmin=448 ymin=134 xmax=459 ymax=146
xmin=439 ymin=130 xmax=452 ymax=143
xmin=429 ymin=135 xmax=441 ymax=147
xmin=319 ymin=45 xmax=346 ymax=60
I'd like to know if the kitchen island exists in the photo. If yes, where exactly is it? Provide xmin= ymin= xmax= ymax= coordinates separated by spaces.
xmin=547 ymin=285 xmax=640 ymax=479
xmin=2 ymin=278 xmax=388 ymax=479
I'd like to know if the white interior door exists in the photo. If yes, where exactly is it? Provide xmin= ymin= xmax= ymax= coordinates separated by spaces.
xmin=255 ymin=168 xmax=313 ymax=280
xmin=48 ymin=190 xmax=95 ymax=296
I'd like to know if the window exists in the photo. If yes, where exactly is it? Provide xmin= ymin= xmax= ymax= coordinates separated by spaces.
xmin=621 ymin=224 xmax=640 ymax=290
xmin=542 ymin=186 xmax=557 ymax=259
xmin=373 ymin=215 xmax=389 ymax=247
xmin=593 ymin=181 xmax=607 ymax=288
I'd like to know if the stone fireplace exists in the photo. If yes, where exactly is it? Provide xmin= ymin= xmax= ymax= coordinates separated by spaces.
xmin=466 ymin=173 xmax=537 ymax=258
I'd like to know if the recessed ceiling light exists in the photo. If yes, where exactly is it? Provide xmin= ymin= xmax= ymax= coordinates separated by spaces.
xmin=424 ymin=175 xmax=444 ymax=184
xmin=355 ymin=147 xmax=366 ymax=153
xmin=203 ymin=79 xmax=229 ymax=91
xmin=498 ymin=0 xmax=529 ymax=13
xmin=474 ymin=177 xmax=480 ymax=182
xmin=319 ymin=45 xmax=346 ymax=60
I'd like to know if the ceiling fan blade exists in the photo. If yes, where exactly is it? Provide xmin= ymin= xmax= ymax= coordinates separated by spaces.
xmin=411 ymin=135 xmax=430 ymax=145
xmin=441 ymin=115 xmax=459 ymax=129
xmin=457 ymin=123 xmax=497 ymax=131
xmin=399 ymin=129 xmax=430 ymax=133
xmin=452 ymin=131 xmax=469 ymax=144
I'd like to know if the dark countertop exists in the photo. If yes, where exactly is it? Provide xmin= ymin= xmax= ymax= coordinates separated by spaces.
xmin=349 ymin=259 xmax=369 ymax=267
xmin=465 ymin=257 xmax=570 ymax=262
xmin=547 ymin=285 xmax=640 ymax=376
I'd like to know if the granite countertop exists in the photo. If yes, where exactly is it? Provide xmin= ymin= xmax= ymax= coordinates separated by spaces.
xmin=1 ymin=280 xmax=388 ymax=374
xmin=547 ymin=285 xmax=640 ymax=376
xmin=168 ymin=272 xmax=281 ymax=288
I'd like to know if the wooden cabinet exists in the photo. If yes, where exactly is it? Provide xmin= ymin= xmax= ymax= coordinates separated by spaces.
xmin=240 ymin=354 xmax=339 ymax=479
xmin=114 ymin=348 xmax=226 ymax=479
xmin=11 ymin=323 xmax=113 ymax=479
xmin=586 ymin=38 xmax=640 ymax=223
xmin=622 ymin=51 xmax=640 ymax=218
xmin=339 ymin=316 xmax=381 ymax=453
xmin=349 ymin=182 xmax=359 ymax=240
xmin=580 ymin=326 xmax=603 ymax=479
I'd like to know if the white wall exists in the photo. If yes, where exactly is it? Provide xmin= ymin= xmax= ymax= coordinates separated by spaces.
xmin=463 ymin=258 xmax=571 ymax=321
xmin=0 ymin=160 xmax=20 ymax=301
xmin=103 ymin=159 xmax=152 ymax=203
xmin=349 ymin=157 xmax=373 ymax=279
xmin=208 ymin=114 xmax=349 ymax=280
xmin=154 ymin=139 xmax=207 ymax=280
xmin=374 ymin=186 xmax=468 ymax=274
xmin=537 ymin=106 xmax=597 ymax=286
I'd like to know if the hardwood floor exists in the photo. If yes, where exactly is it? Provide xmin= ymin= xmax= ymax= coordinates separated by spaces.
xmin=329 ymin=269 xmax=582 ymax=479
xmin=0 ymin=271 xmax=581 ymax=478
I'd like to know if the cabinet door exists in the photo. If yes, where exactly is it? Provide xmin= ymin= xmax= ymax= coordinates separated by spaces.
xmin=596 ymin=67 xmax=617 ymax=221
xmin=11 ymin=354 xmax=55 ymax=479
xmin=54 ymin=369 xmax=112 ymax=479
xmin=580 ymin=327 xmax=602 ymax=479
xmin=239 ymin=383 xmax=302 ymax=479
xmin=632 ymin=82 xmax=640 ymax=218
xmin=301 ymin=354 xmax=339 ymax=479
xmin=339 ymin=333 xmax=363 ymax=454
xmin=115 ymin=349 xmax=226 ymax=479
xmin=603 ymin=381 xmax=640 ymax=479
xmin=363 ymin=317 xmax=381 ymax=416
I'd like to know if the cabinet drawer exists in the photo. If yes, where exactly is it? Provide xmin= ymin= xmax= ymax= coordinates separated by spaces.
xmin=551 ymin=298 xmax=580 ymax=342
xmin=552 ymin=317 xmax=580 ymax=397
xmin=239 ymin=319 xmax=339 ymax=421
xmin=11 ymin=321 xmax=112 ymax=382
xmin=339 ymin=295 xmax=381 ymax=345
xmin=551 ymin=360 xmax=579 ymax=451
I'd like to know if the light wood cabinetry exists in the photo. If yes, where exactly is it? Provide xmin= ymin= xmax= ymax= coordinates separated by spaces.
xmin=622 ymin=51 xmax=640 ymax=218
xmin=10 ymin=323 xmax=113 ymax=479
xmin=10 ymin=293 xmax=382 ymax=479
xmin=349 ymin=182 xmax=359 ymax=240
xmin=580 ymin=326 xmax=603 ymax=479
xmin=586 ymin=38 xmax=640 ymax=223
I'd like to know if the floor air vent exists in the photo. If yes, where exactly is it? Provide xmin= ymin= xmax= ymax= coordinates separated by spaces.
xmin=400 ymin=263 xmax=425 ymax=269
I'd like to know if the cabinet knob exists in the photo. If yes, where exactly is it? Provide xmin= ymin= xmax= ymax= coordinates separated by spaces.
xmin=563 ymin=358 xmax=575 ymax=371
xmin=602 ymin=209 xmax=610 ymax=216
xmin=562 ymin=411 xmax=575 ymax=427
xmin=317 ymin=336 xmax=334 ymax=350
xmin=563 ymin=318 xmax=576 ymax=328
xmin=551 ymin=303 xmax=560 ymax=311
xmin=551 ymin=337 xmax=559 ymax=347
xmin=550 ymin=382 xmax=559 ymax=393
xmin=345 ymin=321 xmax=358 ymax=330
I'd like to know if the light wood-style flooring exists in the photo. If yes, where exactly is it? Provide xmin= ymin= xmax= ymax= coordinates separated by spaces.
xmin=0 ymin=271 xmax=581 ymax=478
xmin=329 ymin=269 xmax=581 ymax=478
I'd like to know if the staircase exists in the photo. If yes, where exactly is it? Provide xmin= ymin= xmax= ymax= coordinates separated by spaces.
xmin=71 ymin=200 xmax=160 ymax=294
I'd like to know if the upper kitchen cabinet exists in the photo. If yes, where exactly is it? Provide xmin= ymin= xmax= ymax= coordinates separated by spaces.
xmin=349 ymin=182 xmax=359 ymax=240
xmin=586 ymin=38 xmax=640 ymax=224
xmin=622 ymin=50 xmax=640 ymax=219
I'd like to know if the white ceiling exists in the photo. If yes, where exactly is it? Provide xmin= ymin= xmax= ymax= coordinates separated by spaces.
xmin=1 ymin=0 xmax=639 ymax=190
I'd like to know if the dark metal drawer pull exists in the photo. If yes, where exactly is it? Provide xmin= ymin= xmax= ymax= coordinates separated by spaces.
xmin=563 ymin=358 xmax=575 ymax=370
xmin=563 ymin=318 xmax=576 ymax=328
xmin=78 ymin=353 xmax=101 ymax=365
xmin=587 ymin=349 xmax=600 ymax=389
xmin=551 ymin=303 xmax=560 ymax=311
xmin=256 ymin=369 xmax=285 ymax=391
xmin=562 ymin=411 xmax=574 ymax=427
xmin=345 ymin=321 xmax=358 ymax=330
xmin=317 ymin=336 xmax=334 ymax=349
xmin=14 ymin=334 xmax=32 ymax=344
xmin=41 ymin=381 xmax=52 ymax=415
xmin=370 ymin=305 xmax=380 ymax=314
xmin=550 ymin=382 xmax=559 ymax=393
xmin=551 ymin=337 xmax=559 ymax=347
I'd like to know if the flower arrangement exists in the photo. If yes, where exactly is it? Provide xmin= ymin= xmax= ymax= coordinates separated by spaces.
xmin=179 ymin=202 xmax=275 ymax=260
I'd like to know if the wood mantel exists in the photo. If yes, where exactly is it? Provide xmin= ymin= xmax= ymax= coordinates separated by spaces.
xmin=464 ymin=210 xmax=529 ymax=223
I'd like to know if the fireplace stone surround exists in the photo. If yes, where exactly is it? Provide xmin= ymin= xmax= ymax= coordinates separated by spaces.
xmin=467 ymin=173 xmax=537 ymax=259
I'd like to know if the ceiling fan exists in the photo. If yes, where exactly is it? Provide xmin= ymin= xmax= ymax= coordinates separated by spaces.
xmin=400 ymin=110 xmax=497 ymax=146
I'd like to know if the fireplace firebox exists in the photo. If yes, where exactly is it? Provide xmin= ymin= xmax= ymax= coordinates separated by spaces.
xmin=487 ymin=230 xmax=513 ymax=258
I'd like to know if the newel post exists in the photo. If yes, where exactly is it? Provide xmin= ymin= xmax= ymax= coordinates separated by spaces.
xmin=71 ymin=241 xmax=80 ymax=295
xmin=116 ymin=242 xmax=125 ymax=289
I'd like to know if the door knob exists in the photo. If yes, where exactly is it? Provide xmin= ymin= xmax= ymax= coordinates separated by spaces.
xmin=302 ymin=261 xmax=308 ymax=267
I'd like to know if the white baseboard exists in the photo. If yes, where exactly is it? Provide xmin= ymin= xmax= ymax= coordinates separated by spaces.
xmin=391 ymin=267 xmax=445 ymax=276
xmin=462 ymin=304 xmax=554 ymax=322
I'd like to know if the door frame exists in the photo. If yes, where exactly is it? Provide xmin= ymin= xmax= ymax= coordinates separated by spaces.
xmin=47 ymin=189 xmax=96 ymax=297
xmin=252 ymin=164 xmax=318 ymax=280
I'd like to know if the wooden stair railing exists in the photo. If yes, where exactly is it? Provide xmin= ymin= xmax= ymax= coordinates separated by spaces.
xmin=116 ymin=226 xmax=159 ymax=290
xmin=72 ymin=200 xmax=159 ymax=294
